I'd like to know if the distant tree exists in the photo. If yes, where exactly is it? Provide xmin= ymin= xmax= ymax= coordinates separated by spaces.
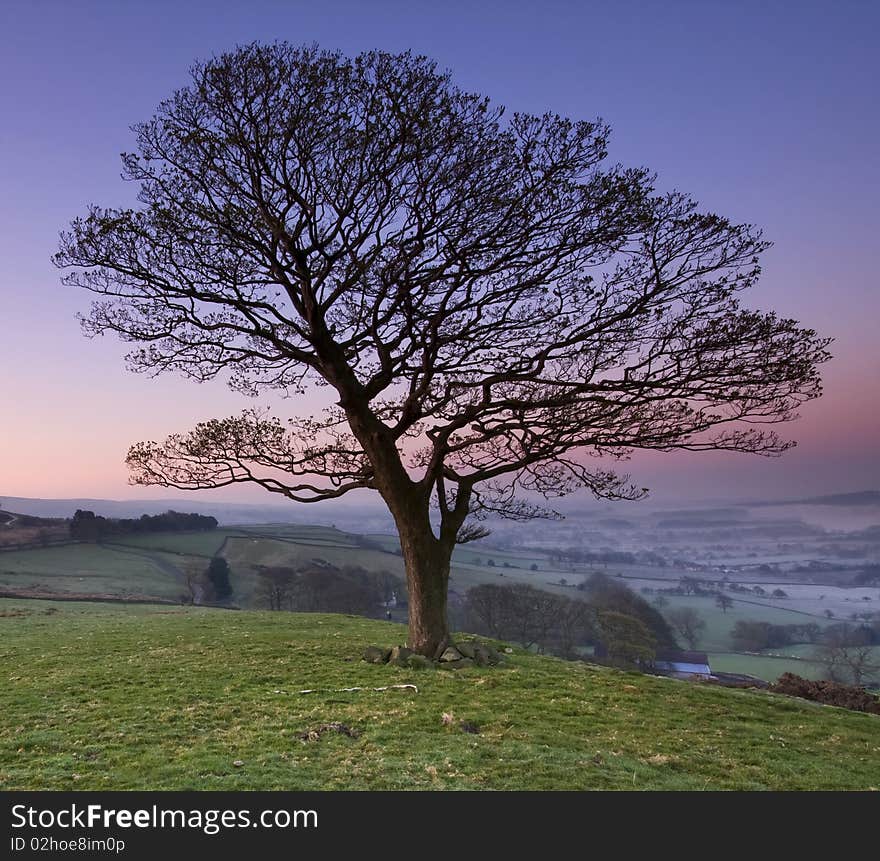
xmin=503 ymin=584 xmax=558 ymax=651
xmin=772 ymin=588 xmax=788 ymax=599
xmin=465 ymin=582 xmax=591 ymax=656
xmin=56 ymin=42 xmax=830 ymax=656
xmin=293 ymin=566 xmax=377 ymax=616
xmin=365 ymin=569 xmax=405 ymax=608
xmin=206 ymin=557 xmax=233 ymax=601
xmin=596 ymin=611 xmax=656 ymax=668
xmin=667 ymin=607 xmax=706 ymax=650
xmin=553 ymin=597 xmax=594 ymax=660
xmin=678 ymin=576 xmax=704 ymax=596
xmin=582 ymin=572 xmax=677 ymax=648
xmin=815 ymin=624 xmax=879 ymax=687
xmin=465 ymin=583 xmax=509 ymax=638
xmin=256 ymin=566 xmax=297 ymax=611
xmin=530 ymin=563 xmax=539 ymax=572
xmin=653 ymin=594 xmax=668 ymax=609
xmin=715 ymin=593 xmax=733 ymax=614
xmin=180 ymin=562 xmax=208 ymax=605
xmin=70 ymin=509 xmax=104 ymax=542
xmin=731 ymin=620 xmax=773 ymax=652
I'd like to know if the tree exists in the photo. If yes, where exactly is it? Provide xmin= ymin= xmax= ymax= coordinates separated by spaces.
xmin=552 ymin=596 xmax=594 ymax=659
xmin=181 ymin=561 xmax=208 ymax=605
xmin=715 ymin=593 xmax=733 ymax=614
xmin=731 ymin=620 xmax=772 ymax=652
xmin=256 ymin=566 xmax=296 ymax=611
xmin=206 ymin=556 xmax=233 ymax=601
xmin=55 ymin=43 xmax=831 ymax=656
xmin=596 ymin=611 xmax=656 ymax=668
xmin=581 ymin=572 xmax=677 ymax=647
xmin=815 ymin=624 xmax=879 ymax=687
xmin=465 ymin=583 xmax=509 ymax=638
xmin=667 ymin=607 xmax=706 ymax=650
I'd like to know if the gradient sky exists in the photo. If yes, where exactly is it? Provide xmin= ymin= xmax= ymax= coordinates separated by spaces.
xmin=0 ymin=0 xmax=877 ymax=504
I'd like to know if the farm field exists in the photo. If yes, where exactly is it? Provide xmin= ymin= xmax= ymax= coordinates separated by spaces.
xmin=708 ymin=652 xmax=827 ymax=681
xmin=0 ymin=599 xmax=877 ymax=791
xmin=105 ymin=530 xmax=235 ymax=557
xmin=0 ymin=543 xmax=187 ymax=600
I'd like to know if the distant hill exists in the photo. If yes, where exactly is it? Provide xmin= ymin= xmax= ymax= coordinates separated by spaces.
xmin=0 ymin=494 xmax=393 ymax=531
xmin=801 ymin=491 xmax=880 ymax=507
xmin=751 ymin=491 xmax=880 ymax=508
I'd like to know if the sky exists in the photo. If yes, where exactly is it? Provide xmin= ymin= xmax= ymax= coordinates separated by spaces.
xmin=0 ymin=0 xmax=877 ymax=505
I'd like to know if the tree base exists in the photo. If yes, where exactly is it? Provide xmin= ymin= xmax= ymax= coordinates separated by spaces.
xmin=362 ymin=640 xmax=503 ymax=669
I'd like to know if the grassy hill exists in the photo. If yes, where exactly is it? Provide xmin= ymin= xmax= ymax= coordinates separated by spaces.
xmin=0 ymin=598 xmax=877 ymax=790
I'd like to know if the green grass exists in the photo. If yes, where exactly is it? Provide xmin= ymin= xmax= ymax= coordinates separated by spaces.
xmin=709 ymin=644 xmax=879 ymax=684
xmin=0 ymin=545 xmax=184 ymax=600
xmin=0 ymin=599 xmax=877 ymax=790
xmin=104 ymin=531 xmax=234 ymax=557
xmin=239 ymin=524 xmax=363 ymax=547
xmin=708 ymin=652 xmax=827 ymax=682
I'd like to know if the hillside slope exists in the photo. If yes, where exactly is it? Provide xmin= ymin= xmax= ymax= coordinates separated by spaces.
xmin=0 ymin=599 xmax=877 ymax=790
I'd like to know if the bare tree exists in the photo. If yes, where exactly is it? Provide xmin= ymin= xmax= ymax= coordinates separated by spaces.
xmin=55 ymin=43 xmax=831 ymax=656
xmin=553 ymin=596 xmax=594 ymax=659
xmin=815 ymin=625 xmax=879 ymax=687
xmin=715 ymin=593 xmax=733 ymax=614
xmin=256 ymin=566 xmax=296 ymax=611
xmin=667 ymin=607 xmax=706 ymax=650
xmin=465 ymin=584 xmax=509 ymax=639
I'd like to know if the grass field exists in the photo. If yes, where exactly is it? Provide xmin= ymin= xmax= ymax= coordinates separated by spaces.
xmin=707 ymin=652 xmax=827 ymax=681
xmin=0 ymin=599 xmax=877 ymax=790
xmin=105 ymin=531 xmax=235 ymax=557
xmin=0 ymin=544 xmax=185 ymax=600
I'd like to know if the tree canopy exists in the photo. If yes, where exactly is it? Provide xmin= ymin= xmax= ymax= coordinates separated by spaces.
xmin=54 ymin=43 xmax=832 ymax=654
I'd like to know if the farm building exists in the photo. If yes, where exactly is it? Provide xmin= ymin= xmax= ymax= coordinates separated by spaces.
xmin=653 ymin=650 xmax=713 ymax=679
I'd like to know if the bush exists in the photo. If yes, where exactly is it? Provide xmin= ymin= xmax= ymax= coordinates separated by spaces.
xmin=769 ymin=673 xmax=880 ymax=715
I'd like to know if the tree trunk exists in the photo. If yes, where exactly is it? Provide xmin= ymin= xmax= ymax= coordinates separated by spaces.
xmin=397 ymin=520 xmax=452 ymax=658
xmin=338 ymin=406 xmax=455 ymax=657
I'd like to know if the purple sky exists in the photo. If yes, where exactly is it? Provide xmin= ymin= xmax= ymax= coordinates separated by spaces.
xmin=0 ymin=0 xmax=877 ymax=504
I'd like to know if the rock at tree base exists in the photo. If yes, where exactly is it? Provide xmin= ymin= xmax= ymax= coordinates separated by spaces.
xmin=439 ymin=646 xmax=463 ymax=663
xmin=456 ymin=642 xmax=477 ymax=659
xmin=406 ymin=654 xmax=434 ymax=670
xmin=363 ymin=646 xmax=391 ymax=664
xmin=472 ymin=645 xmax=503 ymax=666
xmin=389 ymin=645 xmax=413 ymax=666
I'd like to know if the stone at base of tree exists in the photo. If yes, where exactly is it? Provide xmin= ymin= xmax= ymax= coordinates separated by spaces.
xmin=456 ymin=641 xmax=477 ymax=659
xmin=360 ymin=642 xmax=502 ymax=670
xmin=439 ymin=646 xmax=463 ymax=663
xmin=472 ymin=646 xmax=501 ymax=667
xmin=363 ymin=646 xmax=392 ymax=664
xmin=439 ymin=658 xmax=475 ymax=671
xmin=389 ymin=645 xmax=413 ymax=666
